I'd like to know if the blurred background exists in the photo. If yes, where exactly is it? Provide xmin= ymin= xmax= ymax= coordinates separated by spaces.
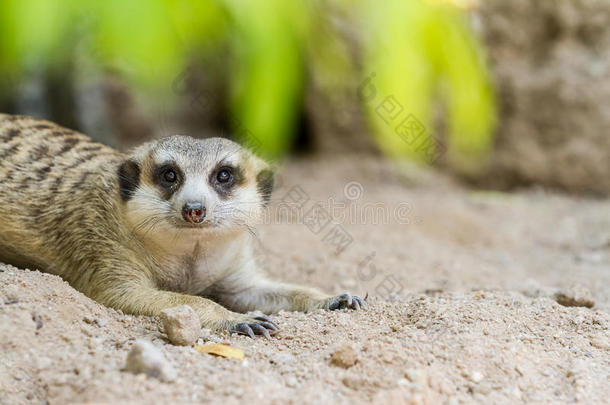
xmin=0 ymin=0 xmax=608 ymax=193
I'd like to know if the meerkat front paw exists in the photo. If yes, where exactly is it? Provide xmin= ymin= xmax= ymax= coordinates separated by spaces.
xmin=325 ymin=293 xmax=368 ymax=310
xmin=228 ymin=315 xmax=279 ymax=339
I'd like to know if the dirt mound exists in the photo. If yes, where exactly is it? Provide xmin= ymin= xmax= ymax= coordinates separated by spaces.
xmin=1 ymin=265 xmax=608 ymax=404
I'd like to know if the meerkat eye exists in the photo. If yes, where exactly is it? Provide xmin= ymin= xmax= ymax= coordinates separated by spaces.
xmin=216 ymin=168 xmax=233 ymax=184
xmin=162 ymin=168 xmax=177 ymax=183
xmin=153 ymin=163 xmax=183 ymax=197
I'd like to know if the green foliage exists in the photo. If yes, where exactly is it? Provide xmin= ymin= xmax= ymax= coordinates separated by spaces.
xmin=0 ymin=0 xmax=496 ymax=166
xmin=362 ymin=0 xmax=496 ymax=169
xmin=223 ymin=0 xmax=309 ymax=158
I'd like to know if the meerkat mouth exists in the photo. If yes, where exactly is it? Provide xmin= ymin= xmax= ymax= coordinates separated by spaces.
xmin=173 ymin=221 xmax=213 ymax=229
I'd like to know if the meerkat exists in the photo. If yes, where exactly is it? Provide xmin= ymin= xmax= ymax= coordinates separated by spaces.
xmin=0 ymin=114 xmax=366 ymax=337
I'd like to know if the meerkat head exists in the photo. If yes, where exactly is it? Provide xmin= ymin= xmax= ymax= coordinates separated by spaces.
xmin=117 ymin=136 xmax=273 ymax=237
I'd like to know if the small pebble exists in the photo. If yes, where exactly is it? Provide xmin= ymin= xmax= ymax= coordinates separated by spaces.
xmin=470 ymin=371 xmax=484 ymax=383
xmin=270 ymin=353 xmax=294 ymax=365
xmin=396 ymin=377 xmax=409 ymax=387
xmin=330 ymin=344 xmax=358 ymax=369
xmin=404 ymin=369 xmax=426 ymax=385
xmin=3 ymin=284 xmax=20 ymax=304
xmin=160 ymin=305 xmax=200 ymax=346
xmin=124 ymin=340 xmax=176 ymax=382
xmin=83 ymin=316 xmax=106 ymax=327
xmin=35 ymin=356 xmax=52 ymax=370
xmin=286 ymin=376 xmax=298 ymax=388
xmin=31 ymin=312 xmax=43 ymax=330
xmin=590 ymin=337 xmax=609 ymax=350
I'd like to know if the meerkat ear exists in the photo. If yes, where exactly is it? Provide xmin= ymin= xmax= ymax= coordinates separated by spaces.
xmin=256 ymin=168 xmax=274 ymax=206
xmin=117 ymin=159 xmax=141 ymax=201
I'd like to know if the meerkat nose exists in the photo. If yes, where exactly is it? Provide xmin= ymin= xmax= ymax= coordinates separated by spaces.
xmin=182 ymin=202 xmax=206 ymax=224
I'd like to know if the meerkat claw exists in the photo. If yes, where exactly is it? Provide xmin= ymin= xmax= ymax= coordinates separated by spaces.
xmin=257 ymin=321 xmax=279 ymax=332
xmin=255 ymin=316 xmax=279 ymax=330
xmin=232 ymin=318 xmax=278 ymax=338
xmin=250 ymin=324 xmax=272 ymax=339
xmin=353 ymin=295 xmax=369 ymax=310
xmin=233 ymin=323 xmax=256 ymax=338
xmin=328 ymin=293 xmax=368 ymax=310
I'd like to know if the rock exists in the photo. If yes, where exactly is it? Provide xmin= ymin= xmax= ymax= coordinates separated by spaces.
xmin=270 ymin=353 xmax=295 ymax=365
xmin=590 ymin=337 xmax=609 ymax=350
xmin=124 ymin=340 xmax=176 ymax=382
xmin=397 ymin=377 xmax=410 ymax=386
xmin=330 ymin=344 xmax=358 ymax=369
xmin=35 ymin=356 xmax=52 ymax=371
xmin=462 ymin=370 xmax=485 ymax=383
xmin=3 ymin=284 xmax=20 ymax=304
xmin=31 ymin=312 xmax=43 ymax=330
xmin=285 ymin=376 xmax=298 ymax=388
xmin=342 ymin=376 xmax=363 ymax=389
xmin=404 ymin=369 xmax=427 ymax=386
xmin=160 ymin=305 xmax=200 ymax=346
xmin=83 ymin=316 xmax=107 ymax=327
xmin=470 ymin=371 xmax=484 ymax=383
xmin=404 ymin=368 xmax=418 ymax=382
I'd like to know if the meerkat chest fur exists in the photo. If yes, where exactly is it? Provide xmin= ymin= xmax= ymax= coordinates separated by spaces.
xmin=149 ymin=230 xmax=255 ymax=295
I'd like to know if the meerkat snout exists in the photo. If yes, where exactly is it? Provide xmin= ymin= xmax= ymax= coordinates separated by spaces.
xmin=182 ymin=202 xmax=206 ymax=224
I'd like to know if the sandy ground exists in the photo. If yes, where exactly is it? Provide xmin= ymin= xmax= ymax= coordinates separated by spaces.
xmin=1 ymin=156 xmax=609 ymax=404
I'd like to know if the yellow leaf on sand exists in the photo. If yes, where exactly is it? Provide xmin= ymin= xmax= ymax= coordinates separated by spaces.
xmin=195 ymin=344 xmax=244 ymax=360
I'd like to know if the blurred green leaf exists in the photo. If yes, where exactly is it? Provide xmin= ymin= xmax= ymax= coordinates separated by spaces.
xmin=93 ymin=0 xmax=182 ymax=90
xmin=165 ymin=0 xmax=228 ymax=49
xmin=0 ymin=0 xmax=496 ymax=166
xmin=362 ymin=0 xmax=496 ymax=169
xmin=0 ymin=0 xmax=77 ymax=74
xmin=223 ymin=0 xmax=308 ymax=158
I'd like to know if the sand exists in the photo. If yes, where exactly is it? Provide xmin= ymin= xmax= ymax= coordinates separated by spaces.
xmin=1 ymin=156 xmax=609 ymax=404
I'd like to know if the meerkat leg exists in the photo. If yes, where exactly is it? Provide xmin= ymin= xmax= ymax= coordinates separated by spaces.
xmin=90 ymin=278 xmax=278 ymax=337
xmin=210 ymin=272 xmax=368 ymax=314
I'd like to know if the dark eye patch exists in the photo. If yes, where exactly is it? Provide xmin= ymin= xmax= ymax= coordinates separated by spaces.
xmin=209 ymin=164 xmax=244 ymax=199
xmin=153 ymin=162 xmax=184 ymax=200
xmin=256 ymin=169 xmax=274 ymax=206
xmin=118 ymin=159 xmax=140 ymax=202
